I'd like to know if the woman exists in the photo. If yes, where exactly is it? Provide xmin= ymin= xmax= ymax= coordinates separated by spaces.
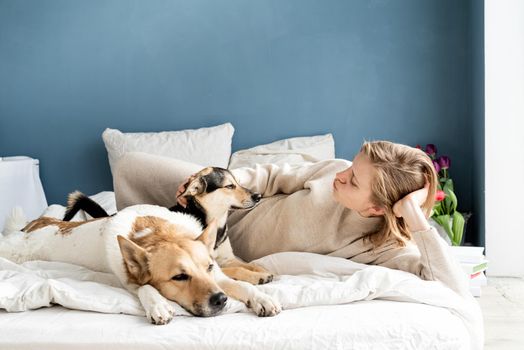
xmin=116 ymin=141 xmax=469 ymax=297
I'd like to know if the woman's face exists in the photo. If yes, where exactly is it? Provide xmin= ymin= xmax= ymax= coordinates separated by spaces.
xmin=332 ymin=152 xmax=383 ymax=216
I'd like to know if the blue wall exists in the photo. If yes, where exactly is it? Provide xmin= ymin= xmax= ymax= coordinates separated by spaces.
xmin=0 ymin=0 xmax=483 ymax=243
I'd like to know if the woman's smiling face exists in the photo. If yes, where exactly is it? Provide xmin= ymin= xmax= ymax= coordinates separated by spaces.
xmin=332 ymin=152 xmax=383 ymax=217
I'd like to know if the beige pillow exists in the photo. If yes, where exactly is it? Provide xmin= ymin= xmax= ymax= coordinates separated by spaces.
xmin=102 ymin=123 xmax=234 ymax=175
xmin=228 ymin=134 xmax=335 ymax=169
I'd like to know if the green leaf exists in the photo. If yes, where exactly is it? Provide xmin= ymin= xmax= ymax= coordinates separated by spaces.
xmin=432 ymin=201 xmax=443 ymax=216
xmin=443 ymin=179 xmax=452 ymax=192
xmin=451 ymin=212 xmax=465 ymax=246
xmin=448 ymin=190 xmax=458 ymax=212
xmin=439 ymin=179 xmax=458 ymax=215
xmin=442 ymin=192 xmax=453 ymax=214
xmin=433 ymin=214 xmax=453 ymax=242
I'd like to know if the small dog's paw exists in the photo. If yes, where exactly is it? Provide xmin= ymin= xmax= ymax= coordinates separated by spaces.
xmin=242 ymin=263 xmax=275 ymax=284
xmin=144 ymin=300 xmax=175 ymax=325
xmin=240 ymin=271 xmax=274 ymax=285
xmin=257 ymin=273 xmax=274 ymax=285
xmin=248 ymin=293 xmax=281 ymax=317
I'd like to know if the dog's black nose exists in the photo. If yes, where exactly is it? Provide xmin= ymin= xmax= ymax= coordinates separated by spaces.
xmin=209 ymin=292 xmax=227 ymax=309
xmin=252 ymin=193 xmax=262 ymax=202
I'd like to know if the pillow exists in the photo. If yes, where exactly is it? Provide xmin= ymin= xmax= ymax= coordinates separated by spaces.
xmin=102 ymin=123 xmax=234 ymax=175
xmin=228 ymin=133 xmax=335 ymax=169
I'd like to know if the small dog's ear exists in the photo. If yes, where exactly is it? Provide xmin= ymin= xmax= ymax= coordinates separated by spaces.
xmin=182 ymin=177 xmax=207 ymax=197
xmin=196 ymin=219 xmax=218 ymax=252
xmin=117 ymin=235 xmax=151 ymax=284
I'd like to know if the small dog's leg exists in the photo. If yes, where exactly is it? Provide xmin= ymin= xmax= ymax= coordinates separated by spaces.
xmin=214 ymin=268 xmax=281 ymax=317
xmin=221 ymin=256 xmax=271 ymax=273
xmin=221 ymin=265 xmax=274 ymax=285
xmin=136 ymin=284 xmax=175 ymax=325
xmin=215 ymin=238 xmax=274 ymax=284
xmin=237 ymin=262 xmax=273 ymax=274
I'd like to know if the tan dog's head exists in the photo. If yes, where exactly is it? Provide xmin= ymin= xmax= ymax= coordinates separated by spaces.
xmin=117 ymin=218 xmax=227 ymax=317
xmin=179 ymin=167 xmax=262 ymax=217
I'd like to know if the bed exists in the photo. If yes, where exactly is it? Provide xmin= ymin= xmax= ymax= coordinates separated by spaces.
xmin=0 ymin=126 xmax=483 ymax=349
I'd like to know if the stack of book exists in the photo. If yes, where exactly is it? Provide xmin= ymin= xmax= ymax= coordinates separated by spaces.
xmin=449 ymin=246 xmax=488 ymax=297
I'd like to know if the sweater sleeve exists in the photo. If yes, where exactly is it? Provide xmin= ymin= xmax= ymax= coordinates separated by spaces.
xmin=231 ymin=160 xmax=350 ymax=197
xmin=375 ymin=227 xmax=470 ymax=298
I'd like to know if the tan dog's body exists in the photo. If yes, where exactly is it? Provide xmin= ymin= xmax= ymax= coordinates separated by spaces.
xmin=64 ymin=167 xmax=274 ymax=285
xmin=1 ymin=205 xmax=281 ymax=324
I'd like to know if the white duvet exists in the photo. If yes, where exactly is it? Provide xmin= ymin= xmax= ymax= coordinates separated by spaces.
xmin=0 ymin=196 xmax=483 ymax=350
xmin=0 ymin=253 xmax=483 ymax=349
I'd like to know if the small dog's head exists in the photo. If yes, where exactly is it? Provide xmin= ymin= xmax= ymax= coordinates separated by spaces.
xmin=179 ymin=167 xmax=262 ymax=214
xmin=117 ymin=219 xmax=227 ymax=317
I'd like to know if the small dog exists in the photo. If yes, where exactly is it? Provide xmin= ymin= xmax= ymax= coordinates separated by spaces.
xmin=63 ymin=167 xmax=274 ymax=285
xmin=1 ymin=205 xmax=281 ymax=324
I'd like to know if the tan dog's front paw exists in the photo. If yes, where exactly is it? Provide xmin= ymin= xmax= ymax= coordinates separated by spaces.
xmin=248 ymin=293 xmax=281 ymax=317
xmin=138 ymin=284 xmax=175 ymax=325
xmin=145 ymin=300 xmax=175 ymax=325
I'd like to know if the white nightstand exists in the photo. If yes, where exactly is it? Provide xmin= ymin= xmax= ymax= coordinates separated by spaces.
xmin=0 ymin=156 xmax=48 ymax=232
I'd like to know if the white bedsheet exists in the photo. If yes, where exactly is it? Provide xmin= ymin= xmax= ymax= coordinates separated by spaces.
xmin=0 ymin=301 xmax=468 ymax=350
xmin=0 ymin=193 xmax=483 ymax=349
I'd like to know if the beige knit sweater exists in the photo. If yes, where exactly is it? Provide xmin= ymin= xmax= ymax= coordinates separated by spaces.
xmin=114 ymin=152 xmax=469 ymax=297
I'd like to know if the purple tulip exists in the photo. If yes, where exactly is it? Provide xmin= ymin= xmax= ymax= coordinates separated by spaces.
xmin=438 ymin=156 xmax=450 ymax=170
xmin=425 ymin=144 xmax=437 ymax=156
xmin=433 ymin=160 xmax=441 ymax=173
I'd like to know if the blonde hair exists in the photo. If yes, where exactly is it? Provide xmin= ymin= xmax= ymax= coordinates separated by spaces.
xmin=360 ymin=140 xmax=437 ymax=248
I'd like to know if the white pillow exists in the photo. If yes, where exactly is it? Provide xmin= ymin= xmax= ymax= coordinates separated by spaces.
xmin=102 ymin=123 xmax=234 ymax=175
xmin=228 ymin=133 xmax=335 ymax=169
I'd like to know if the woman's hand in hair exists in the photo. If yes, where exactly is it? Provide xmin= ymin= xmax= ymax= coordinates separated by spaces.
xmin=393 ymin=183 xmax=429 ymax=215
xmin=392 ymin=183 xmax=431 ymax=233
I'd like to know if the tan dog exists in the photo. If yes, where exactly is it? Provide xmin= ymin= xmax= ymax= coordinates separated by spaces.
xmin=64 ymin=167 xmax=274 ymax=285
xmin=1 ymin=205 xmax=281 ymax=324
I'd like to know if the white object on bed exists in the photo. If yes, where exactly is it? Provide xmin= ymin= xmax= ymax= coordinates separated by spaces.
xmin=0 ymin=157 xmax=47 ymax=232
xmin=0 ymin=252 xmax=481 ymax=349
xmin=102 ymin=123 xmax=235 ymax=174
xmin=0 ymin=193 xmax=483 ymax=349
xmin=228 ymin=133 xmax=335 ymax=169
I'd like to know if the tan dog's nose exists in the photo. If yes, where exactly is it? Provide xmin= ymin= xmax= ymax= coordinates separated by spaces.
xmin=209 ymin=292 xmax=227 ymax=311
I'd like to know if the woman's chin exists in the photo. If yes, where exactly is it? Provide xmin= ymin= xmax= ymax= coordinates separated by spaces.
xmin=331 ymin=189 xmax=339 ymax=202
xmin=332 ymin=192 xmax=345 ymax=207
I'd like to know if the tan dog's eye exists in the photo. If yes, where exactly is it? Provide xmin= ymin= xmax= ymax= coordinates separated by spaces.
xmin=172 ymin=273 xmax=190 ymax=281
xmin=208 ymin=264 xmax=214 ymax=272
xmin=225 ymin=184 xmax=236 ymax=189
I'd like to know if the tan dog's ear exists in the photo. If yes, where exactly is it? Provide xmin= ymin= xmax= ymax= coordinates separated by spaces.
xmin=196 ymin=219 xmax=218 ymax=252
xmin=117 ymin=235 xmax=151 ymax=285
xmin=181 ymin=177 xmax=207 ymax=197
